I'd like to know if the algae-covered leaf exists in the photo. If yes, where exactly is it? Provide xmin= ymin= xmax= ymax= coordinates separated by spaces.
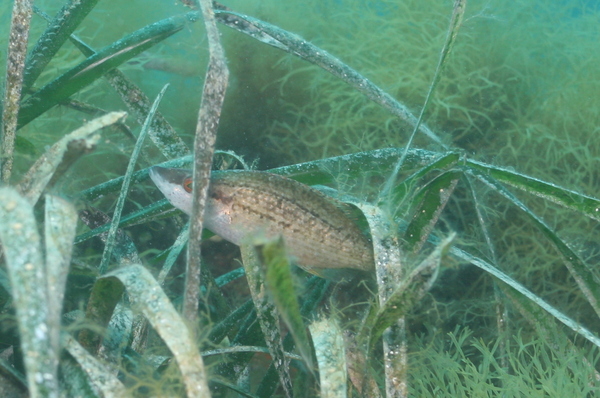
xmin=403 ymin=171 xmax=459 ymax=253
xmin=261 ymin=237 xmax=314 ymax=372
xmin=364 ymin=234 xmax=454 ymax=352
xmin=0 ymin=187 xmax=59 ymax=396
xmin=1 ymin=0 xmax=34 ymax=183
xmin=44 ymin=194 xmax=78 ymax=362
xmin=62 ymin=333 xmax=127 ymax=397
xmin=17 ymin=12 xmax=198 ymax=128
xmin=241 ymin=241 xmax=293 ymax=398
xmin=270 ymin=147 xmax=442 ymax=187
xmin=103 ymin=264 xmax=210 ymax=397
xmin=23 ymin=0 xmax=100 ymax=91
xmin=309 ymin=317 xmax=347 ymax=398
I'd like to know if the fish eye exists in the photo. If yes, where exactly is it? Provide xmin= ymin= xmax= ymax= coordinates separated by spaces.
xmin=183 ymin=177 xmax=193 ymax=193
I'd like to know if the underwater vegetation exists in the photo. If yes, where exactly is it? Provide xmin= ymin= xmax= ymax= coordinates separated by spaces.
xmin=1 ymin=0 xmax=600 ymax=396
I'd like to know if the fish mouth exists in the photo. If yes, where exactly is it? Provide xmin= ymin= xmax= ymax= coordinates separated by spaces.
xmin=148 ymin=166 xmax=193 ymax=215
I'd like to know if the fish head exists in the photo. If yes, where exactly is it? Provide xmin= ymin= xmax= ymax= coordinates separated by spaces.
xmin=149 ymin=166 xmax=193 ymax=215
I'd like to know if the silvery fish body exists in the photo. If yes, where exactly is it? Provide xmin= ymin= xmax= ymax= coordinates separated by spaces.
xmin=149 ymin=166 xmax=374 ymax=276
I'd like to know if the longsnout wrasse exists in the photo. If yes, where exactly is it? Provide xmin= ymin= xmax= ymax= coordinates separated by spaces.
xmin=149 ymin=166 xmax=374 ymax=278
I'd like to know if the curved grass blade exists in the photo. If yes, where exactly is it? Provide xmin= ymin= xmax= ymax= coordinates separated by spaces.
xmin=309 ymin=317 xmax=347 ymax=398
xmin=213 ymin=8 xmax=443 ymax=145
xmin=1 ymin=0 xmax=34 ymax=183
xmin=271 ymin=148 xmax=446 ymax=187
xmin=62 ymin=333 xmax=127 ymax=397
xmin=470 ymin=169 xmax=600 ymax=319
xmin=24 ymin=0 xmax=99 ymax=91
xmin=402 ymin=171 xmax=459 ymax=253
xmin=77 ymin=148 xmax=439 ymax=204
xmin=399 ymin=0 xmax=466 ymax=155
xmin=466 ymin=160 xmax=600 ymax=221
xmin=100 ymin=84 xmax=168 ymax=274
xmin=18 ymin=111 xmax=126 ymax=205
xmin=240 ymin=241 xmax=293 ymax=398
xmin=451 ymin=245 xmax=600 ymax=349
xmin=17 ymin=12 xmax=198 ymax=128
xmin=103 ymin=264 xmax=210 ymax=397
xmin=261 ymin=237 xmax=314 ymax=371
xmin=0 ymin=187 xmax=59 ymax=397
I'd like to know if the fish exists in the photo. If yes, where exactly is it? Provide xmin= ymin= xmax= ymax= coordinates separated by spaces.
xmin=149 ymin=166 xmax=374 ymax=278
